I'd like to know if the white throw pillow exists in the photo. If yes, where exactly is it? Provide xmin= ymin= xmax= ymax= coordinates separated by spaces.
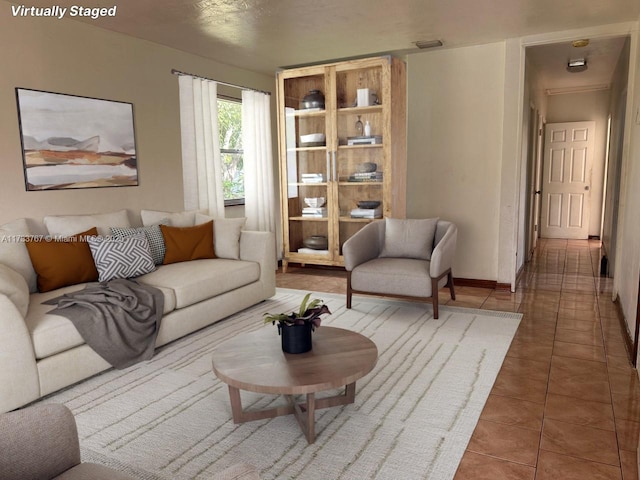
xmin=0 ymin=263 xmax=30 ymax=317
xmin=195 ymin=214 xmax=246 ymax=260
xmin=379 ymin=217 xmax=439 ymax=261
xmin=0 ymin=218 xmax=38 ymax=292
xmin=87 ymin=233 xmax=155 ymax=282
xmin=44 ymin=209 xmax=131 ymax=237
xmin=141 ymin=209 xmax=207 ymax=228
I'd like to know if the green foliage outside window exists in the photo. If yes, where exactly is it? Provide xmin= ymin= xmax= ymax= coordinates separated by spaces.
xmin=218 ymin=99 xmax=244 ymax=202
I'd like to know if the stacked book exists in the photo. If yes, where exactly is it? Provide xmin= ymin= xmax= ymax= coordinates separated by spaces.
xmin=348 ymin=171 xmax=383 ymax=182
xmin=350 ymin=206 xmax=382 ymax=219
xmin=302 ymin=207 xmax=327 ymax=217
xmin=301 ymin=173 xmax=324 ymax=183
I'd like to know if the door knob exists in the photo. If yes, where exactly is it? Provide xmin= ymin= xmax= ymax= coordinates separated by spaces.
xmin=584 ymin=186 xmax=590 ymax=191
xmin=535 ymin=190 xmax=542 ymax=195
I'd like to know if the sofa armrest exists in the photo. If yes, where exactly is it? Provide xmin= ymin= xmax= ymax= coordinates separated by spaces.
xmin=430 ymin=224 xmax=457 ymax=278
xmin=0 ymin=293 xmax=40 ymax=414
xmin=343 ymin=221 xmax=384 ymax=271
xmin=0 ymin=404 xmax=80 ymax=479
xmin=240 ymin=231 xmax=276 ymax=298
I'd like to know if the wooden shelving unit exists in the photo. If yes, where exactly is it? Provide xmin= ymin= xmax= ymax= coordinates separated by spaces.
xmin=276 ymin=56 xmax=407 ymax=271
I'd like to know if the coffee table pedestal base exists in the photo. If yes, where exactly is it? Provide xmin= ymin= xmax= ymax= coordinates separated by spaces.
xmin=227 ymin=383 xmax=356 ymax=444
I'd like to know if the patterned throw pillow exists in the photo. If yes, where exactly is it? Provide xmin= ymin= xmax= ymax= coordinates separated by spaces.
xmin=111 ymin=224 xmax=166 ymax=265
xmin=88 ymin=233 xmax=155 ymax=282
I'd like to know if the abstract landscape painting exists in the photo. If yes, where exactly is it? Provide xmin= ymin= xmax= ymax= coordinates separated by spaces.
xmin=16 ymin=88 xmax=138 ymax=191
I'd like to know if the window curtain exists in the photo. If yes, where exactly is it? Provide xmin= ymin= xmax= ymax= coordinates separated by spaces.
xmin=242 ymin=90 xmax=276 ymax=232
xmin=178 ymin=75 xmax=225 ymax=218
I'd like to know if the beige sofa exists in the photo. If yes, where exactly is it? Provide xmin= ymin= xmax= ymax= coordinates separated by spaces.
xmin=0 ymin=209 xmax=276 ymax=414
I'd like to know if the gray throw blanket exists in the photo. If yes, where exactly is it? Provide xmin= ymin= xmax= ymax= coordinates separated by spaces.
xmin=45 ymin=279 xmax=164 ymax=369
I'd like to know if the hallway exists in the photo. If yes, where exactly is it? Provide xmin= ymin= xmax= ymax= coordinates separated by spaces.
xmin=276 ymin=239 xmax=640 ymax=479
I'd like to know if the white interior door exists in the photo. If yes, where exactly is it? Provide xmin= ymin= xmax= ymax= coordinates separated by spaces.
xmin=540 ymin=121 xmax=595 ymax=239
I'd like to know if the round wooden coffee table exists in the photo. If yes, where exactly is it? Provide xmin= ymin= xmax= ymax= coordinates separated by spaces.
xmin=212 ymin=326 xmax=378 ymax=443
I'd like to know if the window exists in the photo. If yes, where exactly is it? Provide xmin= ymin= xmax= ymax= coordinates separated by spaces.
xmin=218 ymin=98 xmax=244 ymax=206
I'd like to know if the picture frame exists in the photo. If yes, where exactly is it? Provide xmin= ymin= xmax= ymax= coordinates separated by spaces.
xmin=15 ymin=88 xmax=138 ymax=191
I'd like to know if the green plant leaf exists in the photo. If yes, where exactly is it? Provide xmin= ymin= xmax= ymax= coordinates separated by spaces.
xmin=299 ymin=292 xmax=311 ymax=317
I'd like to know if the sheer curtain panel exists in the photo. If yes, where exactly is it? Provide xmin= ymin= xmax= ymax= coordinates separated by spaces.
xmin=178 ymin=75 xmax=225 ymax=218
xmin=242 ymin=90 xmax=276 ymax=232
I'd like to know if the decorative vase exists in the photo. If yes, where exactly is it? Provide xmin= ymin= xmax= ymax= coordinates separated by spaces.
xmin=279 ymin=322 xmax=313 ymax=354
xmin=301 ymin=89 xmax=325 ymax=109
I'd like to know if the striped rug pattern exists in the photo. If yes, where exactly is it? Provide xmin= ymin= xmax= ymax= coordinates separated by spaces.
xmin=40 ymin=288 xmax=521 ymax=480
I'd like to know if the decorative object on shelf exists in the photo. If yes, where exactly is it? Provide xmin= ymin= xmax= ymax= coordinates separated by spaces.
xmin=348 ymin=171 xmax=383 ymax=182
xmin=347 ymin=135 xmax=383 ymax=146
xmin=301 ymin=89 xmax=325 ymax=110
xmin=357 ymin=88 xmax=378 ymax=107
xmin=351 ymin=206 xmax=383 ymax=218
xmin=15 ymin=88 xmax=138 ymax=191
xmin=302 ymin=235 xmax=329 ymax=249
xmin=356 ymin=162 xmax=377 ymax=173
xmin=299 ymin=132 xmax=325 ymax=147
xmin=301 ymin=173 xmax=324 ymax=183
xmin=355 ymin=115 xmax=364 ymax=136
xmin=364 ymin=120 xmax=372 ymax=137
xmin=357 ymin=200 xmax=381 ymax=209
xmin=263 ymin=293 xmax=331 ymax=353
xmin=304 ymin=197 xmax=325 ymax=208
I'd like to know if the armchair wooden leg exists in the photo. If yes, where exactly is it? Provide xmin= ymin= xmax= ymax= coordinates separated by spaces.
xmin=431 ymin=277 xmax=439 ymax=319
xmin=346 ymin=271 xmax=353 ymax=309
xmin=447 ymin=271 xmax=456 ymax=301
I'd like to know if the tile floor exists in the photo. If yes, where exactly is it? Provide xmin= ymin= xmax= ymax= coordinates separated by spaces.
xmin=276 ymin=238 xmax=640 ymax=479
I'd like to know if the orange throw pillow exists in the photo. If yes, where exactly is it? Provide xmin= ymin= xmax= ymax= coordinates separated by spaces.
xmin=25 ymin=227 xmax=99 ymax=292
xmin=160 ymin=221 xmax=215 ymax=265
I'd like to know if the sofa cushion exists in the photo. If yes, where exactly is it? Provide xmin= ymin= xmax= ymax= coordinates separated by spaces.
xmin=195 ymin=214 xmax=246 ymax=260
xmin=0 ymin=263 xmax=30 ymax=317
xmin=88 ymin=233 xmax=156 ymax=282
xmin=351 ymin=257 xmax=434 ymax=298
xmin=25 ymin=228 xmax=99 ymax=293
xmin=379 ymin=217 xmax=439 ymax=261
xmin=138 ymin=258 xmax=260 ymax=309
xmin=0 ymin=218 xmax=38 ymax=292
xmin=161 ymin=222 xmax=215 ymax=264
xmin=111 ymin=224 xmax=167 ymax=265
xmin=26 ymin=283 xmax=177 ymax=360
xmin=44 ymin=209 xmax=130 ymax=237
xmin=141 ymin=209 xmax=206 ymax=228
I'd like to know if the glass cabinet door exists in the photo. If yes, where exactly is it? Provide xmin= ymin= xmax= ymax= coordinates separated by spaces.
xmin=280 ymin=70 xmax=333 ymax=261
xmin=333 ymin=62 xmax=385 ymax=260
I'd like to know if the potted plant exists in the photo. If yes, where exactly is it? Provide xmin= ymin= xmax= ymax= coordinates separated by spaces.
xmin=263 ymin=293 xmax=331 ymax=354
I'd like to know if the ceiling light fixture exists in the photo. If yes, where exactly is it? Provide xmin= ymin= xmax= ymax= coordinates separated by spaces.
xmin=415 ymin=39 xmax=443 ymax=49
xmin=567 ymin=58 xmax=588 ymax=73
xmin=572 ymin=39 xmax=590 ymax=48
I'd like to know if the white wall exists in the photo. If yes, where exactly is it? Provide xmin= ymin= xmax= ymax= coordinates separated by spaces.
xmin=613 ymin=26 xmax=640 ymax=360
xmin=545 ymin=90 xmax=610 ymax=237
xmin=407 ymin=42 xmax=506 ymax=281
xmin=0 ymin=8 xmax=275 ymax=226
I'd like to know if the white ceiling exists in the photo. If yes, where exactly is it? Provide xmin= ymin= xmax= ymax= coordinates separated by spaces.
xmin=21 ymin=0 xmax=640 ymax=79
xmin=527 ymin=36 xmax=629 ymax=93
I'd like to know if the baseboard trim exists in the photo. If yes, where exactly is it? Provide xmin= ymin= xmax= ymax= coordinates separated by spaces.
xmin=453 ymin=278 xmax=497 ymax=290
xmin=588 ymin=235 xmax=601 ymax=240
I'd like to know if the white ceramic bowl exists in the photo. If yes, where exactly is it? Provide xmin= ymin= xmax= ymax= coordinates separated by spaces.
xmin=304 ymin=197 xmax=325 ymax=208
xmin=300 ymin=133 xmax=325 ymax=144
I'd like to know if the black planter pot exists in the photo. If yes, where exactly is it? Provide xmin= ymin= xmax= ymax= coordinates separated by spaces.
xmin=278 ymin=322 xmax=312 ymax=354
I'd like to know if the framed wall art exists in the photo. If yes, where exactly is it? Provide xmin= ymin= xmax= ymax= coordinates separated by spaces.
xmin=15 ymin=88 xmax=138 ymax=191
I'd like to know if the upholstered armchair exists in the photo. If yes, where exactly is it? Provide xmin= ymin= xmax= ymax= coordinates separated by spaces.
xmin=343 ymin=218 xmax=457 ymax=319
xmin=0 ymin=403 xmax=135 ymax=480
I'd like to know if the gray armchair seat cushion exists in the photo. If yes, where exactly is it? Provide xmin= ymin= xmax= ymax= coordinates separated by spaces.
xmin=351 ymin=258 xmax=435 ymax=297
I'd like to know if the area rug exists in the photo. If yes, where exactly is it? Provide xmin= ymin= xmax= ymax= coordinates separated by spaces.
xmin=39 ymin=288 xmax=521 ymax=480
